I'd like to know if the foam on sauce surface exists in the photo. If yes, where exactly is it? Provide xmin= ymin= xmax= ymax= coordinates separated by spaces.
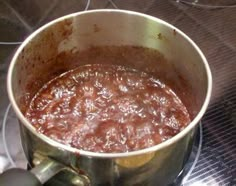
xmin=25 ymin=64 xmax=190 ymax=153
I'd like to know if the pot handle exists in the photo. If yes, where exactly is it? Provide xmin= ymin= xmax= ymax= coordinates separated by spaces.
xmin=0 ymin=158 xmax=71 ymax=186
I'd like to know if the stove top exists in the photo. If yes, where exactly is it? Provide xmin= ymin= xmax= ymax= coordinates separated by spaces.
xmin=0 ymin=1 xmax=236 ymax=185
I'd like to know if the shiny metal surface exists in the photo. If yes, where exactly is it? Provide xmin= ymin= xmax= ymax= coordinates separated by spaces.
xmin=1 ymin=104 xmax=203 ymax=186
xmin=30 ymin=157 xmax=65 ymax=184
xmin=7 ymin=10 xmax=212 ymax=185
xmin=30 ymin=154 xmax=90 ymax=185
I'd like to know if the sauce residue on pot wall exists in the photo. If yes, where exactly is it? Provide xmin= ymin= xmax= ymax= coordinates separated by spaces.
xmin=19 ymin=46 xmax=194 ymax=118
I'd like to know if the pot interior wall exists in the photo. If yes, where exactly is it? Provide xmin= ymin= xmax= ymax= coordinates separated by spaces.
xmin=11 ymin=11 xmax=208 ymax=120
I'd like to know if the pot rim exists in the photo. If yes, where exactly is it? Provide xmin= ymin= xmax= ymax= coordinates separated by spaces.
xmin=7 ymin=9 xmax=212 ymax=158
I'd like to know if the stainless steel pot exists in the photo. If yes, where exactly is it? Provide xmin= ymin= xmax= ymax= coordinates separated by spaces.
xmin=5 ymin=9 xmax=212 ymax=186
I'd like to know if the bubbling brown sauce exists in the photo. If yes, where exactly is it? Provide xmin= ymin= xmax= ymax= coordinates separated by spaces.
xmin=25 ymin=64 xmax=190 ymax=153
